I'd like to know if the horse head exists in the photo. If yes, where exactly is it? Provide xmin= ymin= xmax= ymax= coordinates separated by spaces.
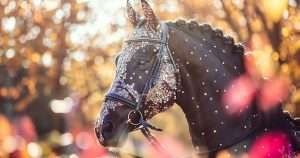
xmin=95 ymin=0 xmax=178 ymax=147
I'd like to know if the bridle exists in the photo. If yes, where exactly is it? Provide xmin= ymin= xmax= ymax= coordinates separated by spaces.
xmin=105 ymin=22 xmax=177 ymax=156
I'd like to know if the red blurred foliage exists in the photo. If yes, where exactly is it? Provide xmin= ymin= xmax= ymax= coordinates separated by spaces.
xmin=249 ymin=131 xmax=293 ymax=158
xmin=222 ymin=75 xmax=257 ymax=115
xmin=258 ymin=77 xmax=290 ymax=111
xmin=9 ymin=149 xmax=28 ymax=158
xmin=15 ymin=115 xmax=37 ymax=142
xmin=223 ymin=75 xmax=290 ymax=116
xmin=75 ymin=130 xmax=108 ymax=158
xmin=222 ymin=51 xmax=291 ymax=116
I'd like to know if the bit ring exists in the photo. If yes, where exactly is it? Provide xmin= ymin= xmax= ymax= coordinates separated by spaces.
xmin=127 ymin=110 xmax=143 ymax=126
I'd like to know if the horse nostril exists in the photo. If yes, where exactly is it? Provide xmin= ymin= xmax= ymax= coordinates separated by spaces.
xmin=102 ymin=121 xmax=113 ymax=133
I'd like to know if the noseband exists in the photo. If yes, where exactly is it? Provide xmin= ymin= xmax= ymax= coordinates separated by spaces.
xmin=105 ymin=23 xmax=177 ymax=153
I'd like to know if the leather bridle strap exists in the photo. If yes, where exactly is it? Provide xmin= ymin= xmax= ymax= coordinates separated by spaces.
xmin=105 ymin=93 xmax=137 ymax=109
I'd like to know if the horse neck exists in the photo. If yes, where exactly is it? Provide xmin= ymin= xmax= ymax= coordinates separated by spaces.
xmin=167 ymin=24 xmax=262 ymax=150
xmin=168 ymin=25 xmax=240 ymax=121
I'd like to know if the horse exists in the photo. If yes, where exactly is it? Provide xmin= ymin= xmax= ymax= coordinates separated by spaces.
xmin=95 ymin=0 xmax=300 ymax=157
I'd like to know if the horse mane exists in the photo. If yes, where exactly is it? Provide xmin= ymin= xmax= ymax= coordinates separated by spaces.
xmin=167 ymin=20 xmax=246 ymax=74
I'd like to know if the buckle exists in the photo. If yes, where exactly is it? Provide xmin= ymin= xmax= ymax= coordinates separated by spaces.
xmin=127 ymin=110 xmax=143 ymax=126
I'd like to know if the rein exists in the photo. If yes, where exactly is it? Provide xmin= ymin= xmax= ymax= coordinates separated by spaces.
xmin=105 ymin=23 xmax=177 ymax=157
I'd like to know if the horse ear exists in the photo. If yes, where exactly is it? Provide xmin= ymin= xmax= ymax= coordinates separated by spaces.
xmin=127 ymin=0 xmax=140 ymax=26
xmin=141 ymin=0 xmax=159 ymax=31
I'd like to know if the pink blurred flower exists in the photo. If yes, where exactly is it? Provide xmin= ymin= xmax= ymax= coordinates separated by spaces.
xmin=16 ymin=115 xmax=37 ymax=142
xmin=258 ymin=77 xmax=290 ymax=111
xmin=222 ymin=75 xmax=257 ymax=115
xmin=76 ymin=130 xmax=107 ymax=158
xmin=222 ymin=49 xmax=291 ymax=116
xmin=223 ymin=75 xmax=290 ymax=115
xmin=249 ymin=131 xmax=293 ymax=158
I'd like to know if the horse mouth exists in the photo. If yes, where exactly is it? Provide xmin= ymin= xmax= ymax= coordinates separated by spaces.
xmin=97 ymin=123 xmax=129 ymax=148
xmin=102 ymin=133 xmax=128 ymax=148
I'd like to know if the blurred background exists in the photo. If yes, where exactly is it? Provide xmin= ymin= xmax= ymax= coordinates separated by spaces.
xmin=0 ymin=0 xmax=300 ymax=157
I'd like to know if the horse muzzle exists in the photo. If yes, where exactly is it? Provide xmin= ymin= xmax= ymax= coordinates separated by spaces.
xmin=95 ymin=116 xmax=129 ymax=147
